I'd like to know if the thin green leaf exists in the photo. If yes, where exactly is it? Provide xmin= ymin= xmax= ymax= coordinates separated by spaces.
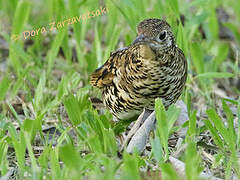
xmin=186 ymin=110 xmax=197 ymax=141
xmin=0 ymin=76 xmax=11 ymax=101
xmin=63 ymin=94 xmax=83 ymax=126
xmin=155 ymin=98 xmax=168 ymax=159
xmin=160 ymin=163 xmax=179 ymax=180
xmin=47 ymin=27 xmax=67 ymax=76
xmin=203 ymin=119 xmax=224 ymax=149
xmin=206 ymin=108 xmax=231 ymax=147
xmin=195 ymin=72 xmax=234 ymax=79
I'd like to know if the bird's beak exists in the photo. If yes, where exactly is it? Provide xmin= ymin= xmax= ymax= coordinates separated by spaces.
xmin=132 ymin=34 xmax=145 ymax=44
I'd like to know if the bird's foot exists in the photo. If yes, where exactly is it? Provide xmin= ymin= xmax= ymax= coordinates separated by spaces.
xmin=120 ymin=109 xmax=156 ymax=153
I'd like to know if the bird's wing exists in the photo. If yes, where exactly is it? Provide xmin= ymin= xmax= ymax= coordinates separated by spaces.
xmin=90 ymin=50 xmax=124 ymax=88
xmin=90 ymin=43 xmax=155 ymax=88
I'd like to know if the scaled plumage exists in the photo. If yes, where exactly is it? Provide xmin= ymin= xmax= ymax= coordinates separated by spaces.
xmin=91 ymin=18 xmax=187 ymax=120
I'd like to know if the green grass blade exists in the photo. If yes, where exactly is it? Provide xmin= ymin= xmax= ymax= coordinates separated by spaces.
xmin=222 ymin=100 xmax=236 ymax=144
xmin=186 ymin=110 xmax=197 ymax=142
xmin=155 ymin=98 xmax=168 ymax=159
xmin=9 ymin=0 xmax=30 ymax=75
xmin=122 ymin=152 xmax=141 ymax=180
xmin=185 ymin=142 xmax=202 ymax=180
xmin=203 ymin=119 xmax=225 ymax=149
xmin=0 ymin=76 xmax=11 ymax=101
xmin=190 ymin=43 xmax=204 ymax=74
xmin=195 ymin=72 xmax=234 ymax=79
xmin=206 ymin=108 xmax=232 ymax=149
xmin=8 ymin=124 xmax=26 ymax=175
xmin=63 ymin=94 xmax=83 ymax=126
xmin=47 ymin=27 xmax=67 ymax=76
xmin=160 ymin=163 xmax=179 ymax=180
xmin=34 ymin=71 xmax=46 ymax=114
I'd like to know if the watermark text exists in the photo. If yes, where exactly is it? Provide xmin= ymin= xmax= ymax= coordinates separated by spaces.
xmin=11 ymin=6 xmax=108 ymax=41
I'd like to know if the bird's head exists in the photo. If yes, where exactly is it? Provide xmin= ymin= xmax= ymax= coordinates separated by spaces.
xmin=133 ymin=18 xmax=175 ymax=52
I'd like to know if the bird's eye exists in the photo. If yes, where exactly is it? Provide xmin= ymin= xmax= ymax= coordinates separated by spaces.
xmin=159 ymin=31 xmax=167 ymax=40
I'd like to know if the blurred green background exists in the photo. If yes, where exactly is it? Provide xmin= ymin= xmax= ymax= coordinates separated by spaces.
xmin=0 ymin=0 xmax=239 ymax=179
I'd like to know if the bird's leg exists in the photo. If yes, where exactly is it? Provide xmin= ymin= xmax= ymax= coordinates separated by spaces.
xmin=120 ymin=108 xmax=155 ymax=152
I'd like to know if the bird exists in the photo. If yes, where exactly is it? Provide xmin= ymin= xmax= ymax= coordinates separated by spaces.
xmin=90 ymin=18 xmax=187 ymax=122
